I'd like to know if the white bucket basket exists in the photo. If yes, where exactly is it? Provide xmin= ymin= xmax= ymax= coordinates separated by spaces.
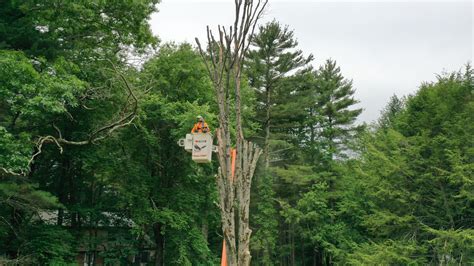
xmin=191 ymin=133 xmax=213 ymax=163
xmin=177 ymin=133 xmax=215 ymax=163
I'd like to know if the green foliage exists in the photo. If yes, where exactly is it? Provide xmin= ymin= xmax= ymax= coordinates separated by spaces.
xmin=250 ymin=173 xmax=278 ymax=265
xmin=95 ymin=43 xmax=220 ymax=264
xmin=425 ymin=227 xmax=474 ymax=264
xmin=346 ymin=66 xmax=474 ymax=264
xmin=0 ymin=182 xmax=61 ymax=210
xmin=22 ymin=224 xmax=76 ymax=265
xmin=0 ymin=50 xmax=85 ymax=118
xmin=0 ymin=49 xmax=86 ymax=176
xmin=0 ymin=127 xmax=31 ymax=174
xmin=377 ymin=94 xmax=405 ymax=130
xmin=347 ymin=240 xmax=428 ymax=265
xmin=0 ymin=182 xmax=67 ymax=264
xmin=141 ymin=43 xmax=213 ymax=105
xmin=0 ymin=1 xmax=165 ymax=264
xmin=0 ymin=0 xmax=159 ymax=60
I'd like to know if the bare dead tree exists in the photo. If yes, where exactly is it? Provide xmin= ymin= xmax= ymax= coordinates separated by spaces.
xmin=195 ymin=0 xmax=267 ymax=265
xmin=0 ymin=62 xmax=138 ymax=178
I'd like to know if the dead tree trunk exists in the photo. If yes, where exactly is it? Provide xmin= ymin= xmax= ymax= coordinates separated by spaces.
xmin=196 ymin=1 xmax=267 ymax=265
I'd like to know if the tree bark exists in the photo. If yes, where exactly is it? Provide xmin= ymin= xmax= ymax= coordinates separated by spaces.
xmin=236 ymin=139 xmax=262 ymax=265
xmin=264 ymin=84 xmax=271 ymax=170
xmin=153 ymin=223 xmax=164 ymax=266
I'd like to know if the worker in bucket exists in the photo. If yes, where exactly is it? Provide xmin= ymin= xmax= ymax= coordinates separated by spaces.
xmin=191 ymin=115 xmax=210 ymax=133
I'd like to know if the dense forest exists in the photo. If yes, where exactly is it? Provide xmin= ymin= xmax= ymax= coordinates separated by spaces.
xmin=0 ymin=1 xmax=472 ymax=265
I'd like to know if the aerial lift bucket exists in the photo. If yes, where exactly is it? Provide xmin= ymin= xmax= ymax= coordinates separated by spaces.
xmin=191 ymin=133 xmax=213 ymax=163
xmin=177 ymin=133 xmax=214 ymax=163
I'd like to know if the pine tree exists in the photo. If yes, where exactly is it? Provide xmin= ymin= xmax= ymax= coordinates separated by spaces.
xmin=292 ymin=59 xmax=363 ymax=264
xmin=246 ymin=20 xmax=313 ymax=169
xmin=245 ymin=20 xmax=312 ymax=264
xmin=377 ymin=94 xmax=405 ymax=130
xmin=308 ymin=59 xmax=363 ymax=167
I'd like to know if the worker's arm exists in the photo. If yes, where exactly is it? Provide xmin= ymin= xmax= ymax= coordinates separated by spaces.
xmin=202 ymin=123 xmax=210 ymax=133
xmin=191 ymin=124 xmax=198 ymax=133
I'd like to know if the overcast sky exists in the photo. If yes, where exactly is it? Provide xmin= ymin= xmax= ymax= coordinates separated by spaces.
xmin=149 ymin=0 xmax=473 ymax=123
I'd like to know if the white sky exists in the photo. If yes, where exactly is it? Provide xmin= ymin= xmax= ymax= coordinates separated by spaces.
xmin=149 ymin=0 xmax=473 ymax=123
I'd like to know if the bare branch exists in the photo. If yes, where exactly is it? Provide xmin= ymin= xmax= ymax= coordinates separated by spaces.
xmin=28 ymin=135 xmax=63 ymax=168
xmin=195 ymin=38 xmax=214 ymax=82
xmin=0 ymin=167 xmax=23 ymax=177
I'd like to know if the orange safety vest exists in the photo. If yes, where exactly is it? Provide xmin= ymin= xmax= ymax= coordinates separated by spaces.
xmin=191 ymin=121 xmax=210 ymax=133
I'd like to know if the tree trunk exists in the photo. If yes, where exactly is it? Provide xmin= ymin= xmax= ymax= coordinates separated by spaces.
xmin=201 ymin=215 xmax=209 ymax=243
xmin=313 ymin=249 xmax=316 ymax=266
xmin=301 ymin=237 xmax=305 ymax=265
xmin=236 ymin=139 xmax=262 ymax=265
xmin=57 ymin=156 xmax=70 ymax=226
xmin=290 ymin=222 xmax=295 ymax=266
xmin=264 ymin=84 xmax=271 ymax=170
xmin=201 ymin=192 xmax=210 ymax=242
xmin=153 ymin=223 xmax=164 ymax=266
xmin=216 ymin=128 xmax=238 ymax=266
xmin=195 ymin=2 xmax=267 ymax=264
